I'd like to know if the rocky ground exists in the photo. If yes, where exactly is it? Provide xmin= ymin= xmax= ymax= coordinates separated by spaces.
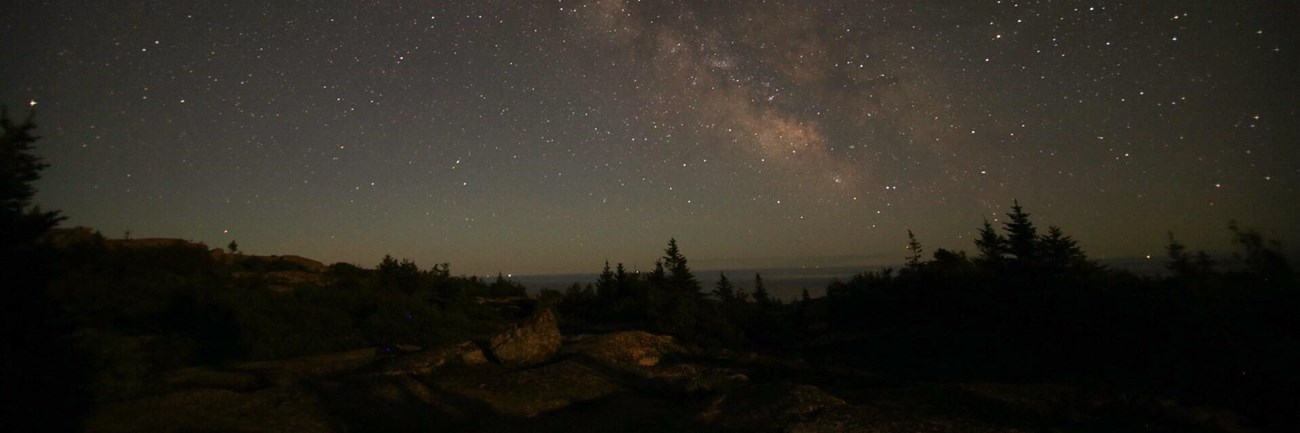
xmin=84 ymin=305 xmax=1254 ymax=433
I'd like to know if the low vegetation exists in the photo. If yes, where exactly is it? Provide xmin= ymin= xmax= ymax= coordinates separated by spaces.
xmin=4 ymin=111 xmax=1296 ymax=432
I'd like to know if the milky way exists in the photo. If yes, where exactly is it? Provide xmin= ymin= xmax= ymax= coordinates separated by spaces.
xmin=2 ymin=1 xmax=1296 ymax=275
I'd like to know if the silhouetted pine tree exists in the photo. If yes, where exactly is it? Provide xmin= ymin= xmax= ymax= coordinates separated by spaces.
xmin=0 ymin=109 xmax=83 ymax=432
xmin=1039 ymin=225 xmax=1090 ymax=273
xmin=648 ymin=259 xmax=666 ymax=287
xmin=596 ymin=260 xmax=617 ymax=299
xmin=489 ymin=273 xmax=526 ymax=297
xmin=929 ymin=248 xmax=973 ymax=278
xmin=735 ymin=285 xmax=750 ymax=303
xmin=975 ymin=219 xmax=1005 ymax=266
xmin=663 ymin=238 xmax=700 ymax=294
xmin=1165 ymin=232 xmax=1218 ymax=279
xmin=752 ymin=273 xmax=772 ymax=306
xmin=1193 ymin=251 xmax=1216 ymax=273
xmin=905 ymin=229 xmax=924 ymax=270
xmin=1229 ymin=221 xmax=1293 ymax=284
xmin=614 ymin=262 xmax=630 ymax=295
xmin=1003 ymin=200 xmax=1039 ymax=268
xmin=713 ymin=272 xmax=737 ymax=303
xmin=643 ymin=239 xmax=713 ymax=340
xmin=1 ymin=109 xmax=63 ymax=250
xmin=377 ymin=255 xmax=420 ymax=293
xmin=1165 ymin=232 xmax=1195 ymax=276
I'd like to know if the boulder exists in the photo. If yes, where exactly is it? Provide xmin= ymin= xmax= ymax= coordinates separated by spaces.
xmin=476 ymin=296 xmax=536 ymax=317
xmin=232 ymin=347 xmax=386 ymax=386
xmin=44 ymin=226 xmax=98 ymax=247
xmin=277 ymin=254 xmax=328 ymax=273
xmin=485 ymin=307 xmax=561 ymax=365
xmin=700 ymin=382 xmax=846 ymax=432
xmin=370 ymin=341 xmax=489 ymax=376
xmin=641 ymin=363 xmax=750 ymax=392
xmin=209 ymin=247 xmax=233 ymax=263
xmin=561 ymin=330 xmax=685 ymax=369
xmin=440 ymin=360 xmax=622 ymax=417
xmin=318 ymin=374 xmax=468 ymax=428
xmin=265 ymin=270 xmax=325 ymax=292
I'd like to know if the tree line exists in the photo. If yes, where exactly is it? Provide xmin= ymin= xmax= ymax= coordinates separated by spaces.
xmin=4 ymin=109 xmax=1297 ymax=431
xmin=540 ymin=200 xmax=1296 ymax=430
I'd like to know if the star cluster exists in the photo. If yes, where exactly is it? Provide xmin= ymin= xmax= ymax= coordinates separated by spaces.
xmin=2 ymin=0 xmax=1296 ymax=274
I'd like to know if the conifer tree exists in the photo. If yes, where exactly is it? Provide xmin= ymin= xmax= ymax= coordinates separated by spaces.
xmin=712 ymin=272 xmax=737 ymax=303
xmin=752 ymin=273 xmax=772 ymax=306
xmin=1003 ymin=200 xmax=1039 ymax=266
xmin=1193 ymin=251 xmax=1216 ymax=273
xmin=1165 ymin=232 xmax=1191 ymax=275
xmin=377 ymin=255 xmax=420 ymax=293
xmin=614 ymin=262 xmax=629 ymax=292
xmin=905 ymin=229 xmax=924 ymax=269
xmin=1 ymin=109 xmax=63 ymax=250
xmin=649 ymin=259 xmax=666 ymax=287
xmin=975 ymin=219 xmax=1005 ymax=264
xmin=1039 ymin=225 xmax=1088 ymax=273
xmin=662 ymin=238 xmax=700 ymax=294
xmin=640 ymin=240 xmax=705 ymax=337
xmin=0 ymin=109 xmax=82 ymax=431
xmin=489 ymin=273 xmax=527 ymax=297
xmin=596 ymin=260 xmax=617 ymax=299
xmin=1229 ymin=221 xmax=1293 ymax=283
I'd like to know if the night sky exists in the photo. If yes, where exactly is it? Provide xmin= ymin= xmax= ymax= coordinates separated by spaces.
xmin=3 ymin=1 xmax=1297 ymax=276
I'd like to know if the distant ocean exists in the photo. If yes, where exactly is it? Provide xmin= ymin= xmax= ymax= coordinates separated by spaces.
xmin=512 ymin=257 xmax=1174 ymax=302
xmin=512 ymin=266 xmax=863 ymax=302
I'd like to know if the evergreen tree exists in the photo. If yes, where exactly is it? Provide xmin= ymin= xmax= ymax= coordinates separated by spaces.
xmin=0 ymin=109 xmax=82 ymax=431
xmin=1229 ymin=221 xmax=1293 ymax=283
xmin=596 ymin=260 xmax=617 ymax=299
xmin=1165 ymin=232 xmax=1192 ymax=275
xmin=1193 ymin=251 xmax=1216 ymax=273
xmin=1003 ymin=200 xmax=1039 ymax=266
xmin=563 ymin=282 xmax=587 ymax=298
xmin=930 ymin=248 xmax=972 ymax=276
xmin=641 ymin=239 xmax=707 ymax=338
xmin=905 ymin=229 xmax=924 ymax=269
xmin=1039 ymin=225 xmax=1089 ymax=273
xmin=662 ymin=238 xmax=700 ymax=294
xmin=614 ymin=262 xmax=629 ymax=295
xmin=648 ymin=259 xmax=666 ymax=287
xmin=975 ymin=218 xmax=1005 ymax=264
xmin=752 ymin=273 xmax=772 ymax=306
xmin=433 ymin=262 xmax=451 ymax=279
xmin=377 ymin=255 xmax=420 ymax=293
xmin=489 ymin=273 xmax=526 ymax=297
xmin=1163 ymin=232 xmax=1216 ymax=277
xmin=734 ymin=286 xmax=749 ymax=303
xmin=562 ymin=282 xmax=596 ymax=313
xmin=1 ymin=108 xmax=63 ymax=250
xmin=227 ymin=240 xmax=239 ymax=254
xmin=712 ymin=272 xmax=737 ymax=303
